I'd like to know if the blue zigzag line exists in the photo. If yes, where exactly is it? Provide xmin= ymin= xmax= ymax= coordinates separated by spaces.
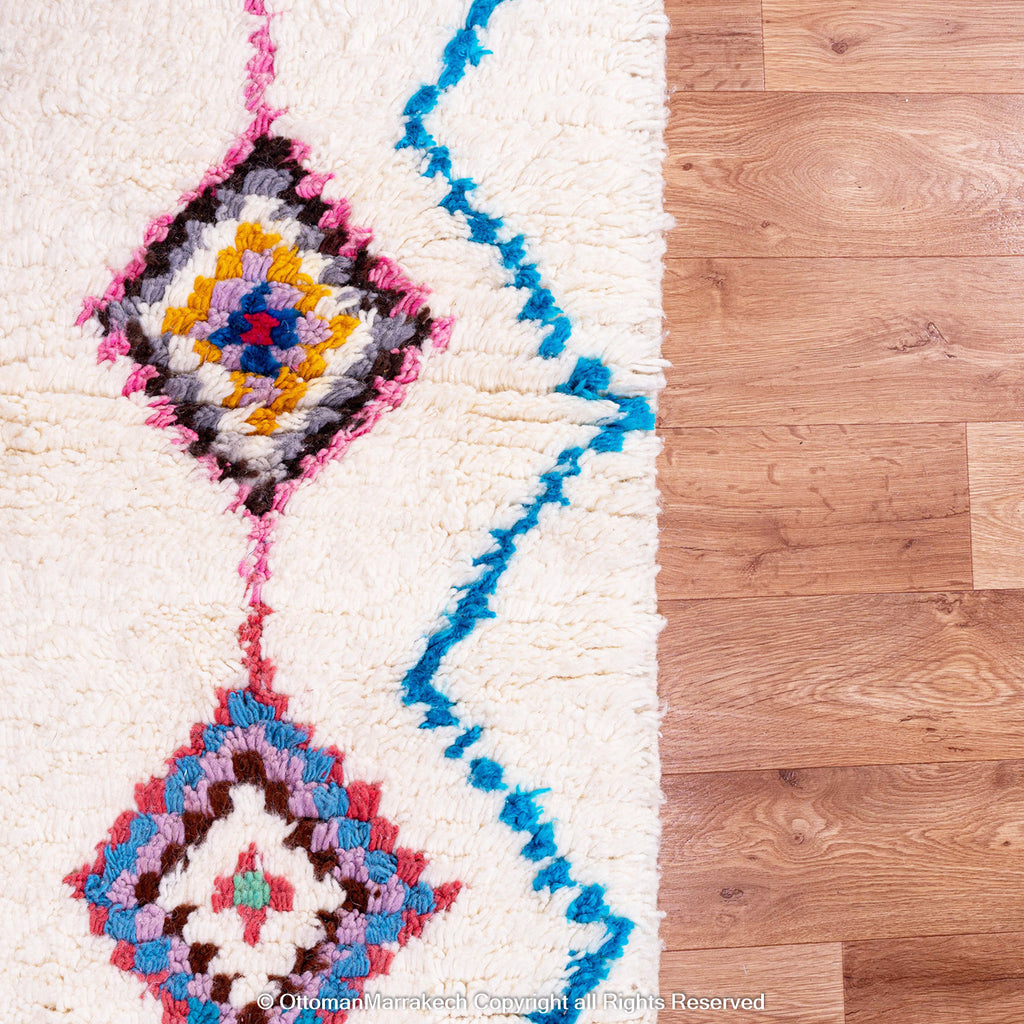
xmin=396 ymin=6 xmax=657 ymax=1021
xmin=397 ymin=0 xmax=571 ymax=359
xmin=400 ymin=369 xmax=654 ymax=1023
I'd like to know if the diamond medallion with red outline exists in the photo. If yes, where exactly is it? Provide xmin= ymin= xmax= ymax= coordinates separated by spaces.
xmin=65 ymin=688 xmax=460 ymax=1024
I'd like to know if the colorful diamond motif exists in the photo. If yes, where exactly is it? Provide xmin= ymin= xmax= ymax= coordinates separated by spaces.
xmin=65 ymin=688 xmax=460 ymax=1024
xmin=92 ymin=135 xmax=444 ymax=516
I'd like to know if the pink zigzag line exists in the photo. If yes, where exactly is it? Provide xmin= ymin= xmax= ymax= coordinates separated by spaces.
xmin=288 ymin=138 xmax=337 ymax=198
xmin=77 ymin=0 xmax=282 ymax=331
xmin=196 ymin=453 xmax=224 ymax=483
xmin=125 ymin=370 xmax=203 ymax=443
xmin=98 ymin=329 xmax=130 ymax=364
xmin=144 ymin=397 xmax=177 ymax=430
xmin=122 ymin=363 xmax=158 ymax=395
xmin=240 ymin=511 xmax=277 ymax=606
xmin=316 ymin=194 xmax=374 ymax=254
xmin=237 ymin=511 xmax=279 ymax=700
xmin=369 ymin=257 xmax=431 ymax=318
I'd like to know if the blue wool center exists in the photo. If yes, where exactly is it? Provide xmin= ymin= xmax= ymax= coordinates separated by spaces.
xmin=207 ymin=282 xmax=302 ymax=376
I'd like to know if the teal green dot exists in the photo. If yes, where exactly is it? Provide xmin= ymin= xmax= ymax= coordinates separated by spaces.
xmin=233 ymin=871 xmax=271 ymax=910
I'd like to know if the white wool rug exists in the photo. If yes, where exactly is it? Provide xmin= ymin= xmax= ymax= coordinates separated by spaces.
xmin=0 ymin=2 xmax=667 ymax=1022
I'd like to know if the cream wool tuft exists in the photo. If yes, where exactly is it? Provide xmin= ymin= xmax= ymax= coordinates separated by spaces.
xmin=0 ymin=1 xmax=668 ymax=1021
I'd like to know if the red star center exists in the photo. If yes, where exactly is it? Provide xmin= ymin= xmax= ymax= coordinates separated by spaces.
xmin=211 ymin=844 xmax=295 ymax=946
xmin=240 ymin=310 xmax=281 ymax=347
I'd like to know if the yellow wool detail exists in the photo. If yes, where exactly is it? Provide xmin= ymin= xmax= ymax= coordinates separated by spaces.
xmin=326 ymin=314 xmax=359 ymax=348
xmin=293 ymin=315 xmax=356 ymax=379
xmin=234 ymin=222 xmax=281 ymax=255
xmin=191 ymin=339 xmax=222 ymax=365
xmin=269 ymin=369 xmax=306 ymax=414
xmin=297 ymin=350 xmax=326 ymax=380
xmin=295 ymin=284 xmax=331 ymax=315
xmin=162 ymin=305 xmax=202 ymax=336
xmin=222 ymin=372 xmax=250 ymax=410
xmin=162 ymin=276 xmax=214 ymax=338
xmin=188 ymin=277 xmax=215 ymax=311
xmin=245 ymin=406 xmax=280 ymax=435
xmin=215 ymin=249 xmax=244 ymax=281
xmin=266 ymin=246 xmax=307 ymax=286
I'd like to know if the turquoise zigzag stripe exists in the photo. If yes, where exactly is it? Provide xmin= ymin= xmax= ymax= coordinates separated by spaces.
xmin=400 ymin=372 xmax=651 ymax=1023
xmin=398 ymin=0 xmax=571 ymax=358
xmin=395 ymin=5 xmax=657 ymax=1022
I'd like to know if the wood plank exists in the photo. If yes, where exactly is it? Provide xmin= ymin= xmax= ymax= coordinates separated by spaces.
xmin=763 ymin=0 xmax=1024 ymax=93
xmin=658 ymin=425 xmax=971 ymax=599
xmin=660 ymin=945 xmax=845 ymax=1023
xmin=660 ymin=590 xmax=1024 ymax=774
xmin=660 ymin=761 xmax=1024 ymax=949
xmin=666 ymin=95 xmax=1024 ymax=258
xmin=844 ymin=932 xmax=1024 ymax=1024
xmin=968 ymin=424 xmax=1024 ymax=590
xmin=667 ymin=0 xmax=764 ymax=92
xmin=662 ymin=257 xmax=1024 ymax=427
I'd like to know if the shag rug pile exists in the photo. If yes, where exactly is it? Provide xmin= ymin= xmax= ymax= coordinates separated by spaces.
xmin=0 ymin=2 xmax=667 ymax=1022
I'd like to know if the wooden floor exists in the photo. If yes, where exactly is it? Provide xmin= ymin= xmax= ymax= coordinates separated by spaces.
xmin=658 ymin=3 xmax=1024 ymax=1020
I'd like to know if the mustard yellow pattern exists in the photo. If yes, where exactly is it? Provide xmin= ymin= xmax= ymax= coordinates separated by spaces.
xmin=161 ymin=223 xmax=358 ymax=435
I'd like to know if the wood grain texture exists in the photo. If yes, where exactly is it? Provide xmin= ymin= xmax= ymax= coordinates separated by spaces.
xmin=844 ymin=932 xmax=1024 ymax=1023
xmin=968 ymin=424 xmax=1024 ymax=590
xmin=658 ymin=0 xmax=1024 ymax=1008
xmin=763 ymin=0 xmax=1024 ymax=93
xmin=667 ymin=0 xmax=764 ymax=92
xmin=666 ymin=95 xmax=1024 ymax=258
xmin=661 ymin=761 xmax=1024 ymax=950
xmin=661 ymin=945 xmax=845 ymax=1023
xmin=660 ymin=590 xmax=1024 ymax=774
xmin=659 ymin=425 xmax=972 ymax=599
xmin=662 ymin=258 xmax=1024 ymax=427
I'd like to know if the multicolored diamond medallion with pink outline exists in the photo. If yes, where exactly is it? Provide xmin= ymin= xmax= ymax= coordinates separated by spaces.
xmin=89 ymin=134 xmax=449 ymax=517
